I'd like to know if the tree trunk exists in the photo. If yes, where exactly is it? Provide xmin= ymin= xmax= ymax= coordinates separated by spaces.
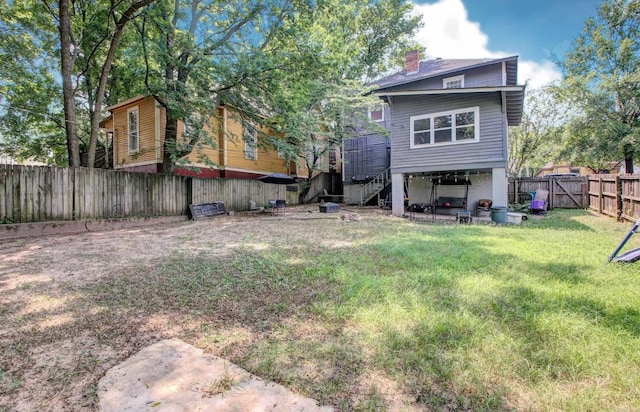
xmin=59 ymin=0 xmax=80 ymax=167
xmin=162 ymin=117 xmax=178 ymax=174
xmin=87 ymin=0 xmax=157 ymax=168
xmin=624 ymin=143 xmax=634 ymax=174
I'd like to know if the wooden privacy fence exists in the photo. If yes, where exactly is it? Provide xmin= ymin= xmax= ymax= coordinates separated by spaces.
xmin=0 ymin=165 xmax=302 ymax=224
xmin=508 ymin=176 xmax=587 ymax=209
xmin=587 ymin=174 xmax=640 ymax=222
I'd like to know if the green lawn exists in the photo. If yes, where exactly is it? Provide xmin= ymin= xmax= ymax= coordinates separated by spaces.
xmin=228 ymin=210 xmax=640 ymax=410
xmin=2 ymin=209 xmax=640 ymax=410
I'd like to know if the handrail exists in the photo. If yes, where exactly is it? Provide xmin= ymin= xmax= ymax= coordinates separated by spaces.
xmin=359 ymin=167 xmax=391 ymax=205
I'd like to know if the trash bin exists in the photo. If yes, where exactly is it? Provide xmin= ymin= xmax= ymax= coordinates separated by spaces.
xmin=491 ymin=206 xmax=508 ymax=224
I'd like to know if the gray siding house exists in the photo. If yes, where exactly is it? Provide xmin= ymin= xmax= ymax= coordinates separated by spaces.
xmin=372 ymin=53 xmax=525 ymax=217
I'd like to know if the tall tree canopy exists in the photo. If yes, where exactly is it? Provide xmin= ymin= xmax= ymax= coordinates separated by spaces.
xmin=0 ymin=0 xmax=155 ymax=166
xmin=0 ymin=0 xmax=421 ymax=171
xmin=261 ymin=0 xmax=421 ymax=181
xmin=508 ymin=86 xmax=565 ymax=177
xmin=557 ymin=0 xmax=640 ymax=172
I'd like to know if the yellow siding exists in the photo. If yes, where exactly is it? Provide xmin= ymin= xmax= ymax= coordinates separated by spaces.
xmin=223 ymin=111 xmax=290 ymax=174
xmin=112 ymin=97 xmax=161 ymax=167
xmin=176 ymin=108 xmax=226 ymax=168
xmin=108 ymin=99 xmax=310 ymax=177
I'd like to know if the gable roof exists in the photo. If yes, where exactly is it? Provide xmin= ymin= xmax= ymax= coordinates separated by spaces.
xmin=371 ymin=56 xmax=525 ymax=126
xmin=104 ymin=94 xmax=163 ymax=112
xmin=372 ymin=55 xmax=519 ymax=91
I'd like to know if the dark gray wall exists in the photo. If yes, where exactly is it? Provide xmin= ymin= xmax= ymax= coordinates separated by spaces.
xmin=389 ymin=92 xmax=507 ymax=174
xmin=383 ymin=62 xmax=504 ymax=92
xmin=343 ymin=135 xmax=390 ymax=182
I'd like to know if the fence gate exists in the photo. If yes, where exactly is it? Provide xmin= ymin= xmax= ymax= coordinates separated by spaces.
xmin=549 ymin=177 xmax=586 ymax=208
xmin=509 ymin=176 xmax=587 ymax=209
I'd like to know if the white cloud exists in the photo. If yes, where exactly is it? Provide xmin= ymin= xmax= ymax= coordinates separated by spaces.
xmin=518 ymin=60 xmax=561 ymax=89
xmin=412 ymin=0 xmax=561 ymax=89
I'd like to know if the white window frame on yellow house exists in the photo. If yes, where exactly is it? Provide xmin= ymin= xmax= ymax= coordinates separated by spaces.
xmin=127 ymin=106 xmax=139 ymax=154
xmin=244 ymin=122 xmax=258 ymax=160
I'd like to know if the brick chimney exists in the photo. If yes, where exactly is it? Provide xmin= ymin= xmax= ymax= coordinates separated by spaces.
xmin=406 ymin=50 xmax=420 ymax=74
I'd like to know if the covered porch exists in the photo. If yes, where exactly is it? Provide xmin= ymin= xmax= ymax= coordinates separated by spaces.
xmin=390 ymin=167 xmax=508 ymax=218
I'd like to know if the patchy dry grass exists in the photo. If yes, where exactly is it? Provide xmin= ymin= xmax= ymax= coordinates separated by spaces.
xmin=1 ymin=206 xmax=640 ymax=411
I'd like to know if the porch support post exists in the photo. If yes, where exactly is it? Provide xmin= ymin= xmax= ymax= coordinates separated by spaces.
xmin=392 ymin=173 xmax=404 ymax=217
xmin=492 ymin=167 xmax=508 ymax=207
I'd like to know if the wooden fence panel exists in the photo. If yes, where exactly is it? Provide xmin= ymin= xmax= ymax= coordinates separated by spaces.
xmin=191 ymin=178 xmax=300 ymax=212
xmin=0 ymin=165 xmax=76 ymax=223
xmin=508 ymin=176 xmax=586 ymax=209
xmin=1 ymin=165 xmax=315 ymax=224
xmin=587 ymin=174 xmax=640 ymax=222
xmin=591 ymin=175 xmax=619 ymax=219
xmin=550 ymin=178 xmax=586 ymax=208
xmin=620 ymin=175 xmax=640 ymax=222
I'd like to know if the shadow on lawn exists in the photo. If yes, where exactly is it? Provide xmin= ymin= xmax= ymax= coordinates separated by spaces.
xmin=0 ymin=212 xmax=633 ymax=411
xmin=512 ymin=210 xmax=596 ymax=232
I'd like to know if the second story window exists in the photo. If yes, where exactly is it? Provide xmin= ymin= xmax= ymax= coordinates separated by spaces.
xmin=244 ymin=123 xmax=257 ymax=160
xmin=443 ymin=75 xmax=464 ymax=89
xmin=410 ymin=106 xmax=479 ymax=148
xmin=127 ymin=107 xmax=139 ymax=154
xmin=368 ymin=108 xmax=384 ymax=122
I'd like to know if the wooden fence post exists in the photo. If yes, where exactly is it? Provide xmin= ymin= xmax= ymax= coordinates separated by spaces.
xmin=616 ymin=175 xmax=621 ymax=221
xmin=598 ymin=176 xmax=603 ymax=214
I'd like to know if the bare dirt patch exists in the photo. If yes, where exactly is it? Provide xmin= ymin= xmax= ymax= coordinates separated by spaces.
xmin=0 ymin=205 xmax=413 ymax=411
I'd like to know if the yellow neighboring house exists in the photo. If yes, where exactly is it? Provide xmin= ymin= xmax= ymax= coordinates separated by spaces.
xmin=99 ymin=95 xmax=322 ymax=179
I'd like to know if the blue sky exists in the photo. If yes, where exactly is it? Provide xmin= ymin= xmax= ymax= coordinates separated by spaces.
xmin=412 ymin=0 xmax=601 ymax=88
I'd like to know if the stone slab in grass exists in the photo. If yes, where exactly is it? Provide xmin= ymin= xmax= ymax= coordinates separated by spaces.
xmin=98 ymin=338 xmax=333 ymax=412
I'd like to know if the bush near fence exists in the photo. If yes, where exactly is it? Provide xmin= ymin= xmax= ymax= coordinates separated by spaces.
xmin=0 ymin=165 xmax=310 ymax=224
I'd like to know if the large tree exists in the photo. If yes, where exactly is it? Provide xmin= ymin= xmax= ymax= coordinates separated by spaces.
xmin=0 ymin=1 xmax=67 ymax=164
xmin=0 ymin=0 xmax=155 ymax=167
xmin=135 ymin=0 xmax=421 ymax=174
xmin=133 ymin=0 xmax=301 ymax=173
xmin=263 ymin=0 xmax=421 ymax=183
xmin=508 ymin=86 xmax=565 ymax=177
xmin=557 ymin=0 xmax=640 ymax=173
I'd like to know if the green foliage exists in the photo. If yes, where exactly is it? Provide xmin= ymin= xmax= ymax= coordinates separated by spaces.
xmin=133 ymin=0 xmax=421 ymax=173
xmin=0 ymin=0 xmax=156 ymax=165
xmin=1 ymin=0 xmax=421 ymax=170
xmin=0 ymin=1 xmax=67 ymax=164
xmin=556 ymin=0 xmax=640 ymax=171
xmin=508 ymin=86 xmax=566 ymax=176
xmin=261 ymin=0 xmax=421 ymax=179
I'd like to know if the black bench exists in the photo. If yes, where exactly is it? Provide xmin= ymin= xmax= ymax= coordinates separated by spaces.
xmin=435 ymin=196 xmax=466 ymax=214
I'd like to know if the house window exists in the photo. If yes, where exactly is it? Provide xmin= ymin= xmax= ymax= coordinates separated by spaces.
xmin=368 ymin=108 xmax=384 ymax=122
xmin=244 ymin=122 xmax=257 ymax=160
xmin=128 ymin=107 xmax=139 ymax=153
xmin=443 ymin=75 xmax=464 ymax=89
xmin=410 ymin=107 xmax=479 ymax=148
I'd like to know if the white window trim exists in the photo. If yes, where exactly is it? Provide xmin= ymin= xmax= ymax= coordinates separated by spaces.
xmin=443 ymin=74 xmax=465 ymax=89
xmin=244 ymin=123 xmax=258 ymax=160
xmin=368 ymin=108 xmax=385 ymax=122
xmin=127 ymin=106 xmax=139 ymax=154
xmin=409 ymin=106 xmax=480 ymax=149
